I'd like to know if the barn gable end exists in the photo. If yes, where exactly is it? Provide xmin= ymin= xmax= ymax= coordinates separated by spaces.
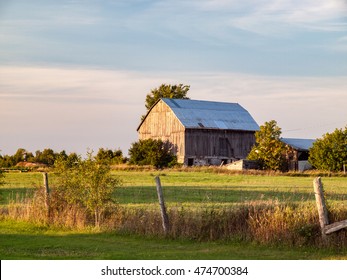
xmin=137 ymin=99 xmax=186 ymax=162
xmin=137 ymin=98 xmax=259 ymax=166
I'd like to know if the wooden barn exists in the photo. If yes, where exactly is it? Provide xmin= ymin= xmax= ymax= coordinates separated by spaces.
xmin=281 ymin=138 xmax=315 ymax=171
xmin=137 ymin=98 xmax=259 ymax=166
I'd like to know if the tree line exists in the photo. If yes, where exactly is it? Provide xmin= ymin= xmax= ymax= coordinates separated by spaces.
xmin=1 ymin=83 xmax=346 ymax=172
xmin=0 ymin=148 xmax=125 ymax=168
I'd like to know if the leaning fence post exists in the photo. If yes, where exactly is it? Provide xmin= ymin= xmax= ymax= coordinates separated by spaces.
xmin=43 ymin=172 xmax=50 ymax=218
xmin=313 ymin=177 xmax=329 ymax=238
xmin=155 ymin=176 xmax=170 ymax=234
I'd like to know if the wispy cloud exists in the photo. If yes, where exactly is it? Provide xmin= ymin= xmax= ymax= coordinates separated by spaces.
xmin=221 ymin=0 xmax=347 ymax=35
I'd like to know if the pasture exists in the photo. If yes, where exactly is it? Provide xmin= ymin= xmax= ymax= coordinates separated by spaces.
xmin=1 ymin=169 xmax=347 ymax=259
xmin=2 ymin=169 xmax=346 ymax=207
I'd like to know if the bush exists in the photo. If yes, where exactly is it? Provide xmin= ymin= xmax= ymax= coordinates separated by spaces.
xmin=128 ymin=139 xmax=177 ymax=168
xmin=309 ymin=126 xmax=347 ymax=172
xmin=54 ymin=152 xmax=122 ymax=227
xmin=247 ymin=120 xmax=287 ymax=171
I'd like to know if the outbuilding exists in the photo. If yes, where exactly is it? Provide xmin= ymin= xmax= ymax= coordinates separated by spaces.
xmin=137 ymin=98 xmax=259 ymax=166
xmin=281 ymin=138 xmax=315 ymax=171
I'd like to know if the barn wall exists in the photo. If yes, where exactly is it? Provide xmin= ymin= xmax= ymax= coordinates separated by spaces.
xmin=184 ymin=129 xmax=255 ymax=165
xmin=138 ymin=100 xmax=257 ymax=166
xmin=138 ymin=100 xmax=186 ymax=163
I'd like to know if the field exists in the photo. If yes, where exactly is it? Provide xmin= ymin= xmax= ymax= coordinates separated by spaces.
xmin=2 ymin=169 xmax=347 ymax=207
xmin=1 ymin=169 xmax=347 ymax=259
xmin=1 ymin=218 xmax=346 ymax=260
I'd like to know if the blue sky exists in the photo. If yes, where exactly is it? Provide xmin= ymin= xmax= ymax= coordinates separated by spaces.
xmin=0 ymin=0 xmax=346 ymax=155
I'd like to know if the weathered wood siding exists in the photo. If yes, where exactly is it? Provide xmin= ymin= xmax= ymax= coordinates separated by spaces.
xmin=184 ymin=129 xmax=255 ymax=164
xmin=138 ymin=99 xmax=256 ymax=165
xmin=138 ymin=100 xmax=186 ymax=162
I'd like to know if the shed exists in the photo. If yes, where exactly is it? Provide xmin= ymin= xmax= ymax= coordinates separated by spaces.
xmin=137 ymin=98 xmax=259 ymax=166
xmin=225 ymin=159 xmax=259 ymax=171
xmin=281 ymin=138 xmax=315 ymax=171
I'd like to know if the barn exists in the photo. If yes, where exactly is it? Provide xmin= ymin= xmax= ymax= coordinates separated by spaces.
xmin=281 ymin=138 xmax=315 ymax=171
xmin=137 ymin=98 xmax=259 ymax=166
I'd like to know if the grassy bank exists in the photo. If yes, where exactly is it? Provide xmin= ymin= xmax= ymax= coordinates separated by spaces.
xmin=1 ymin=218 xmax=346 ymax=260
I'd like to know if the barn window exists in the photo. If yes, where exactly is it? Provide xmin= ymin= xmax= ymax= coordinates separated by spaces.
xmin=187 ymin=158 xmax=194 ymax=166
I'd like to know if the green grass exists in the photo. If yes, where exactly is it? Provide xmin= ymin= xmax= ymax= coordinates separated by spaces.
xmin=1 ymin=170 xmax=347 ymax=259
xmin=1 ymin=170 xmax=347 ymax=207
xmin=1 ymin=219 xmax=346 ymax=260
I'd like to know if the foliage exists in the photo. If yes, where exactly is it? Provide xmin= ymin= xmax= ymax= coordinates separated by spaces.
xmin=54 ymin=152 xmax=122 ymax=227
xmin=0 ymin=148 xmax=33 ymax=168
xmin=141 ymin=83 xmax=190 ymax=120
xmin=0 ymin=148 xmax=125 ymax=168
xmin=309 ymin=126 xmax=347 ymax=172
xmin=95 ymin=148 xmax=124 ymax=164
xmin=128 ymin=139 xmax=177 ymax=168
xmin=34 ymin=148 xmax=58 ymax=166
xmin=247 ymin=120 xmax=288 ymax=171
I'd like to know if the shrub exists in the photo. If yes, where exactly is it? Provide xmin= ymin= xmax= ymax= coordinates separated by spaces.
xmin=309 ymin=126 xmax=347 ymax=172
xmin=128 ymin=139 xmax=177 ymax=168
xmin=54 ymin=152 xmax=122 ymax=227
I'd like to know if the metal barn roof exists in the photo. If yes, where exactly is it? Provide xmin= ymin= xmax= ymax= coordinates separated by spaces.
xmin=281 ymin=138 xmax=315 ymax=151
xmin=161 ymin=98 xmax=259 ymax=131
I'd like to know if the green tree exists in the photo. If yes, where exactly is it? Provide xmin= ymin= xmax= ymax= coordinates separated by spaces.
xmin=95 ymin=148 xmax=124 ymax=164
xmin=143 ymin=84 xmax=190 ymax=118
xmin=0 ymin=154 xmax=13 ymax=168
xmin=0 ymin=149 xmax=34 ymax=167
xmin=128 ymin=139 xmax=177 ymax=168
xmin=35 ymin=148 xmax=57 ymax=166
xmin=247 ymin=120 xmax=287 ymax=171
xmin=54 ymin=152 xmax=121 ymax=227
xmin=309 ymin=126 xmax=347 ymax=172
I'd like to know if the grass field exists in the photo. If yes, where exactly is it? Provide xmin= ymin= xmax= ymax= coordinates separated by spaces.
xmin=1 ymin=169 xmax=347 ymax=260
xmin=2 ymin=170 xmax=346 ymax=206
xmin=1 ymin=218 xmax=346 ymax=260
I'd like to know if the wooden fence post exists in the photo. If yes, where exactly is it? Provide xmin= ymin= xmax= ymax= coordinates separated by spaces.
xmin=313 ymin=177 xmax=347 ymax=237
xmin=313 ymin=177 xmax=329 ymax=238
xmin=43 ymin=172 xmax=50 ymax=219
xmin=155 ymin=176 xmax=170 ymax=234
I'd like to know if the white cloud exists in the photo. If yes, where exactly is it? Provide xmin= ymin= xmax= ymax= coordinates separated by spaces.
xmin=226 ymin=0 xmax=347 ymax=35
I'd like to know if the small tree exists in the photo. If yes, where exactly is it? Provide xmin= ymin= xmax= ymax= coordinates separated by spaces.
xmin=95 ymin=148 xmax=124 ymax=165
xmin=54 ymin=152 xmax=121 ymax=227
xmin=142 ymin=84 xmax=190 ymax=120
xmin=35 ymin=148 xmax=58 ymax=166
xmin=309 ymin=126 xmax=347 ymax=172
xmin=247 ymin=120 xmax=287 ymax=171
xmin=128 ymin=139 xmax=177 ymax=168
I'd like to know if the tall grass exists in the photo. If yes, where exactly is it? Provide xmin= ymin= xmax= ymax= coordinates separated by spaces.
xmin=2 ymin=171 xmax=346 ymax=248
xmin=4 ymin=187 xmax=347 ymax=248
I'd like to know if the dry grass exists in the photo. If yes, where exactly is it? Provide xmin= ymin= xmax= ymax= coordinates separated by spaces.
xmin=2 ymin=175 xmax=347 ymax=248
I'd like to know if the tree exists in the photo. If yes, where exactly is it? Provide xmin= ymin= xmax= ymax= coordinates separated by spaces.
xmin=128 ymin=139 xmax=177 ymax=168
xmin=143 ymin=84 xmax=190 ymax=119
xmin=247 ymin=120 xmax=287 ymax=171
xmin=309 ymin=126 xmax=347 ymax=172
xmin=35 ymin=148 xmax=57 ymax=166
xmin=0 ymin=148 xmax=31 ymax=167
xmin=54 ymin=152 xmax=121 ymax=227
xmin=95 ymin=148 xmax=124 ymax=164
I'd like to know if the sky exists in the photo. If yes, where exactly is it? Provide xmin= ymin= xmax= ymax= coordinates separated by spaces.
xmin=0 ymin=0 xmax=346 ymax=156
